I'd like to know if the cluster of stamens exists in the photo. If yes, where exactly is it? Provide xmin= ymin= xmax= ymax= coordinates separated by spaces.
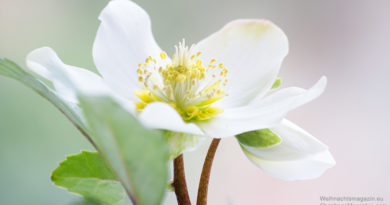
xmin=135 ymin=40 xmax=228 ymax=122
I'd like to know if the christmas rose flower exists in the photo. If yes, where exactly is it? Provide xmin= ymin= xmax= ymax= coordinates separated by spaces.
xmin=25 ymin=0 xmax=334 ymax=180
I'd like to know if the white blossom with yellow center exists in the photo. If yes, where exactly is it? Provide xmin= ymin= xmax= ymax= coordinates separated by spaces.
xmin=25 ymin=0 xmax=335 ymax=180
xmin=135 ymin=40 xmax=228 ymax=122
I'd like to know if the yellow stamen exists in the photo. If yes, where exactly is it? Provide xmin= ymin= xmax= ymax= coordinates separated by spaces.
xmin=135 ymin=101 xmax=146 ymax=113
xmin=202 ymin=80 xmax=221 ymax=94
xmin=134 ymin=40 xmax=228 ymax=122
xmin=134 ymin=90 xmax=154 ymax=103
xmin=160 ymin=51 xmax=167 ymax=60
xmin=196 ymin=97 xmax=223 ymax=107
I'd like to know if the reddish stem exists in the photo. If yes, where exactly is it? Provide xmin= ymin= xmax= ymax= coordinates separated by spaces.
xmin=173 ymin=154 xmax=192 ymax=205
xmin=196 ymin=138 xmax=221 ymax=205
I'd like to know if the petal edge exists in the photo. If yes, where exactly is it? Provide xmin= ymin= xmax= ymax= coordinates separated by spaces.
xmin=195 ymin=19 xmax=289 ymax=108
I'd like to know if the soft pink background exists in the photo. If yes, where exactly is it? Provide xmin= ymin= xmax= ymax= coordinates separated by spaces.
xmin=1 ymin=0 xmax=389 ymax=204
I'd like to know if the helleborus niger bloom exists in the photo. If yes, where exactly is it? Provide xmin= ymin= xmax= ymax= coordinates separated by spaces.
xmin=25 ymin=0 xmax=334 ymax=180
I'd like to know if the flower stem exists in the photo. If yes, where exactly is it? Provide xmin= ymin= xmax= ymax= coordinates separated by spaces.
xmin=173 ymin=154 xmax=192 ymax=205
xmin=196 ymin=138 xmax=221 ymax=205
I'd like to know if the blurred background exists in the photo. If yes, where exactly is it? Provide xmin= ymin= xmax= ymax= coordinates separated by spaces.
xmin=1 ymin=0 xmax=389 ymax=204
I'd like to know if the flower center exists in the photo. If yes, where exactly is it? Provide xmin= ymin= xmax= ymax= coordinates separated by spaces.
xmin=134 ymin=40 xmax=228 ymax=122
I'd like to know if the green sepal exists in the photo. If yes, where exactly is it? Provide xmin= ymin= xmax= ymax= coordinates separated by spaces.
xmin=163 ymin=131 xmax=203 ymax=160
xmin=51 ymin=151 xmax=131 ymax=205
xmin=236 ymin=129 xmax=282 ymax=148
xmin=271 ymin=77 xmax=282 ymax=89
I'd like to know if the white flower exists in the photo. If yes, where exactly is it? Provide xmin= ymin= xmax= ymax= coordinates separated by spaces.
xmin=25 ymin=0 xmax=334 ymax=180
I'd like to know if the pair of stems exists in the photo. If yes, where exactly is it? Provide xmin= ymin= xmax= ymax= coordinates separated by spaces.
xmin=173 ymin=138 xmax=221 ymax=205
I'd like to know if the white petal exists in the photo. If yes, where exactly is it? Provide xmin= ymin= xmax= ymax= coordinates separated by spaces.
xmin=194 ymin=19 xmax=289 ymax=108
xmin=93 ymin=0 xmax=165 ymax=101
xmin=26 ymin=47 xmax=110 ymax=103
xmin=198 ymin=77 xmax=327 ymax=138
xmin=138 ymin=102 xmax=204 ymax=135
xmin=242 ymin=147 xmax=335 ymax=181
xmin=241 ymin=119 xmax=328 ymax=161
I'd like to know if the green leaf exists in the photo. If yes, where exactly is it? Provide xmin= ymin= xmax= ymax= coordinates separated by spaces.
xmin=52 ymin=151 xmax=131 ymax=205
xmin=236 ymin=129 xmax=282 ymax=148
xmin=163 ymin=131 xmax=203 ymax=160
xmin=69 ymin=199 xmax=101 ymax=205
xmin=0 ymin=58 xmax=94 ymax=145
xmin=79 ymin=96 xmax=169 ymax=205
xmin=0 ymin=59 xmax=169 ymax=204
